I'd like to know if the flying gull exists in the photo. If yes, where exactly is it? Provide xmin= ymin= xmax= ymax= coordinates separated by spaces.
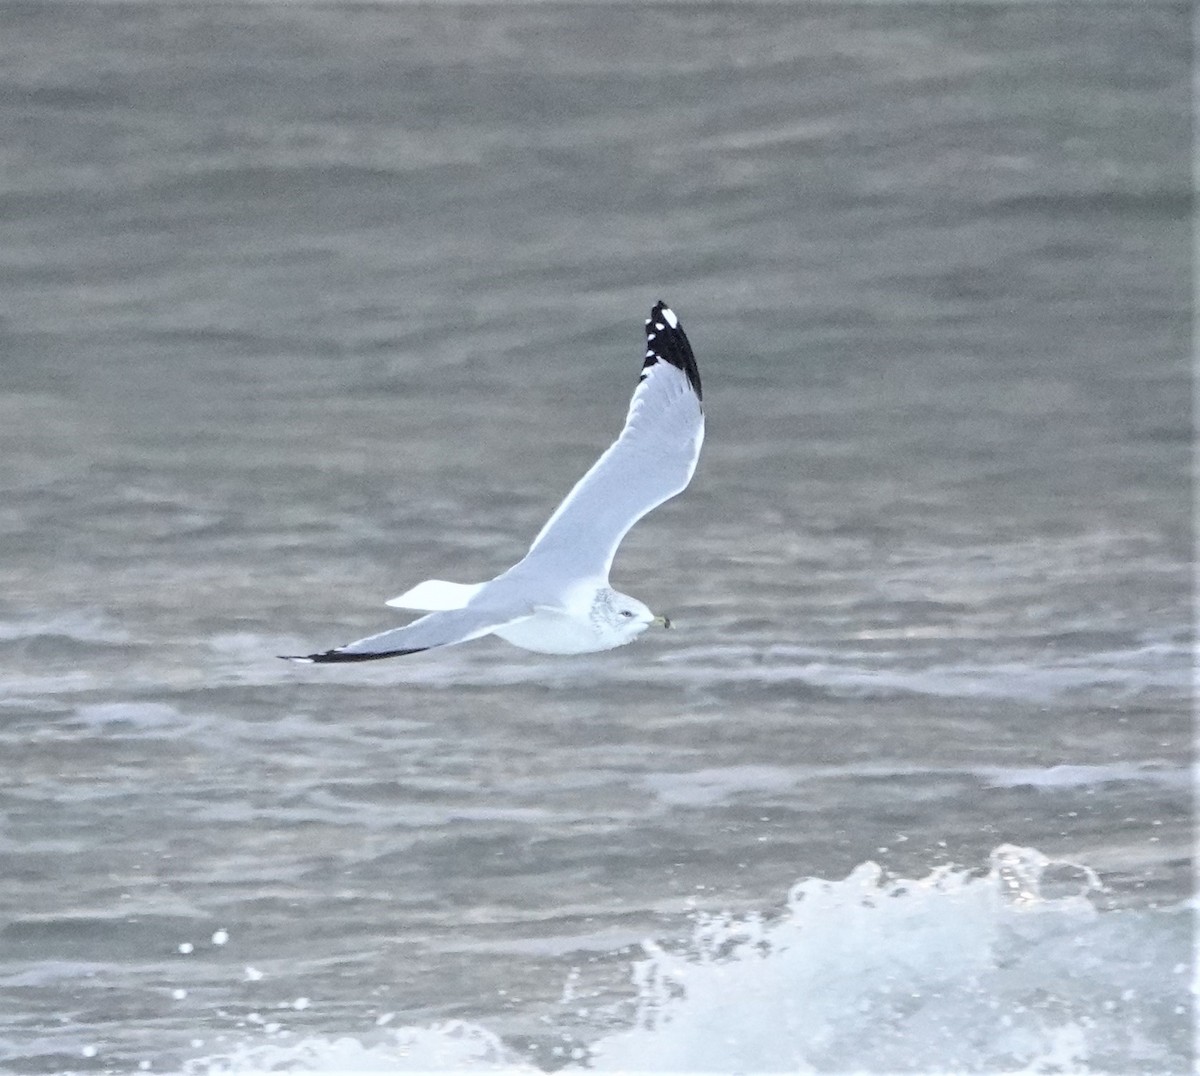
xmin=282 ymin=301 xmax=703 ymax=663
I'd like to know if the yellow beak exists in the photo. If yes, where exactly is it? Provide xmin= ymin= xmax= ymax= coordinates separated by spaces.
xmin=652 ymin=614 xmax=672 ymax=629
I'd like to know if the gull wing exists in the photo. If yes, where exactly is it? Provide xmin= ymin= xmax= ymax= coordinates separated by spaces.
xmin=517 ymin=301 xmax=704 ymax=581
xmin=280 ymin=606 xmax=532 ymax=663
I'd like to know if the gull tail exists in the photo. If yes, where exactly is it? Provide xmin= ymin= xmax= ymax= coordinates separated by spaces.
xmin=384 ymin=579 xmax=485 ymax=611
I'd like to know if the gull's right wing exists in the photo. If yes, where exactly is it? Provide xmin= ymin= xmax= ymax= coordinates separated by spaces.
xmin=280 ymin=606 xmax=531 ymax=663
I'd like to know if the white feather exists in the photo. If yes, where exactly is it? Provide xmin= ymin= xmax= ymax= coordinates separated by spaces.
xmin=384 ymin=579 xmax=484 ymax=611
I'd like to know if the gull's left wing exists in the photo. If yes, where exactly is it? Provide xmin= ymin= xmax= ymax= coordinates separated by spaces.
xmin=516 ymin=301 xmax=704 ymax=580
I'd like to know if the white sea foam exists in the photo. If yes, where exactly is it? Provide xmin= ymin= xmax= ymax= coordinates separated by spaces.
xmin=0 ymin=609 xmax=131 ymax=645
xmin=587 ymin=845 xmax=1187 ymax=1073
xmin=74 ymin=701 xmax=192 ymax=730
xmin=975 ymin=762 xmax=1193 ymax=792
xmin=185 ymin=1020 xmax=531 ymax=1074
xmin=639 ymin=761 xmax=1192 ymax=809
xmin=183 ymin=845 xmax=1190 ymax=1075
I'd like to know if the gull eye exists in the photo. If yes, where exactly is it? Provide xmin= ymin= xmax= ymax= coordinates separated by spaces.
xmin=621 ymin=610 xmax=635 ymax=619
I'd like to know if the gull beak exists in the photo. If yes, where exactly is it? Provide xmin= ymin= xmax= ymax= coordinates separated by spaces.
xmin=652 ymin=614 xmax=672 ymax=629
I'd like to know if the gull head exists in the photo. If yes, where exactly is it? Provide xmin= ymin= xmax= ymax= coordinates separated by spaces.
xmin=592 ymin=588 xmax=671 ymax=648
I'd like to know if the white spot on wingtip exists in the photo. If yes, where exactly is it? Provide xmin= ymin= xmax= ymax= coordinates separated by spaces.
xmin=654 ymin=323 xmax=664 ymax=331
xmin=662 ymin=307 xmax=678 ymax=329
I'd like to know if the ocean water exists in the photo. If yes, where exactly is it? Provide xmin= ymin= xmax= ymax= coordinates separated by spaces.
xmin=0 ymin=3 xmax=1192 ymax=1074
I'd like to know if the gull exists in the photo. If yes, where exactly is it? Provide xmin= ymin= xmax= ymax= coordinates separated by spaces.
xmin=282 ymin=301 xmax=703 ymax=663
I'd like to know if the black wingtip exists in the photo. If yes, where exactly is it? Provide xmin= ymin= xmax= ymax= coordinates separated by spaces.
xmin=643 ymin=301 xmax=702 ymax=400
xmin=279 ymin=647 xmax=430 ymax=664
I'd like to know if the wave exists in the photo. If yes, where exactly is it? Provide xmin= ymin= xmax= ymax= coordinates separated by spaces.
xmin=183 ymin=845 xmax=1190 ymax=1074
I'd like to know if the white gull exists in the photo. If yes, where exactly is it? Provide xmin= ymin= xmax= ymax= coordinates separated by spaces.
xmin=283 ymin=300 xmax=704 ymax=663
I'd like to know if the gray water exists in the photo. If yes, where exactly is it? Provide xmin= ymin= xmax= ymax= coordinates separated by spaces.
xmin=0 ymin=3 xmax=1192 ymax=1073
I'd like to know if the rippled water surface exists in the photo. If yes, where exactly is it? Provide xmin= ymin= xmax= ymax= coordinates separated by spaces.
xmin=0 ymin=3 xmax=1191 ymax=1072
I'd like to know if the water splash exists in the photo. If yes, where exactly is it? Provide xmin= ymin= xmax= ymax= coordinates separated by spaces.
xmin=183 ymin=846 xmax=1190 ymax=1075
xmin=590 ymin=845 xmax=1187 ymax=1074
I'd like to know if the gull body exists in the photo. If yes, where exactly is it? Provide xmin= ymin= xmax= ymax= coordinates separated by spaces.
xmin=283 ymin=301 xmax=703 ymax=663
xmin=491 ymin=587 xmax=662 ymax=656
